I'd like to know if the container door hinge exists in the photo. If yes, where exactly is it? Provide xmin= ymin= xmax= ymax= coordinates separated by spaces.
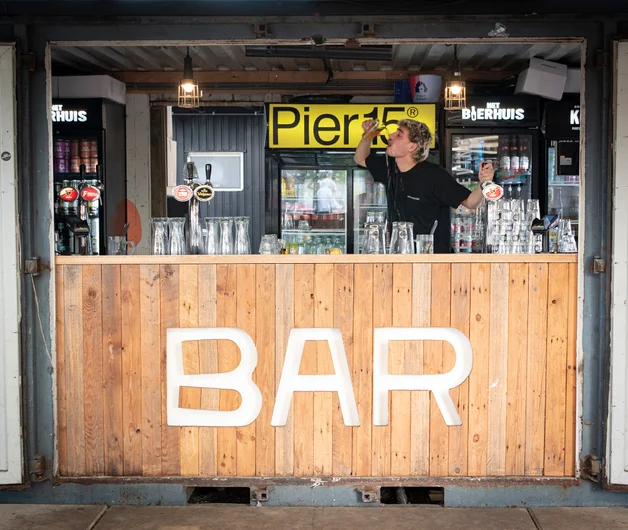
xmin=592 ymin=256 xmax=606 ymax=274
xmin=28 ymin=453 xmax=47 ymax=481
xmin=24 ymin=257 xmax=41 ymax=276
xmin=595 ymin=50 xmax=609 ymax=69
xmin=581 ymin=454 xmax=604 ymax=482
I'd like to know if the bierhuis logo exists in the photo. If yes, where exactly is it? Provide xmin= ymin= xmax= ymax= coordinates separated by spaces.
xmin=461 ymin=102 xmax=525 ymax=122
xmin=51 ymin=104 xmax=88 ymax=123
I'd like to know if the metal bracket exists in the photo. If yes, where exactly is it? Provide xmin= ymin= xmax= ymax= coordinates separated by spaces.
xmin=28 ymin=453 xmax=46 ymax=481
xmin=24 ymin=257 xmax=41 ymax=276
xmin=360 ymin=24 xmax=376 ymax=38
xmin=359 ymin=487 xmax=379 ymax=503
xmin=581 ymin=454 xmax=603 ymax=482
xmin=20 ymin=53 xmax=36 ymax=72
xmin=252 ymin=487 xmax=268 ymax=502
xmin=592 ymin=256 xmax=606 ymax=274
xmin=254 ymin=23 xmax=269 ymax=39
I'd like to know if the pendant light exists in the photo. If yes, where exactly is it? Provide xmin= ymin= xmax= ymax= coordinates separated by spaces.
xmin=444 ymin=44 xmax=467 ymax=111
xmin=178 ymin=47 xmax=202 ymax=108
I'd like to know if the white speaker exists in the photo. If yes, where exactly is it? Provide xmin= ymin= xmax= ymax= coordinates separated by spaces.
xmin=515 ymin=58 xmax=568 ymax=101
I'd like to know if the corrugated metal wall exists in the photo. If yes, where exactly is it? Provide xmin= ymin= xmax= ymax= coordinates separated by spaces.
xmin=173 ymin=113 xmax=266 ymax=253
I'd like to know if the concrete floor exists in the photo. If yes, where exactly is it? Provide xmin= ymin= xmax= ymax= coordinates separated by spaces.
xmin=2 ymin=505 xmax=628 ymax=529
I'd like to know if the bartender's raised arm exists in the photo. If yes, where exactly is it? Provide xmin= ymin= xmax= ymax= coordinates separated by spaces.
xmin=354 ymin=119 xmax=378 ymax=167
xmin=461 ymin=160 xmax=495 ymax=209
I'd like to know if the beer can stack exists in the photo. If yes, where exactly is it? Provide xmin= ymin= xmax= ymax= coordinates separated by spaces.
xmin=53 ymin=139 xmax=71 ymax=174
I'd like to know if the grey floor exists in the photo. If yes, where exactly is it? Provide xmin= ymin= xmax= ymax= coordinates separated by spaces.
xmin=2 ymin=505 xmax=628 ymax=530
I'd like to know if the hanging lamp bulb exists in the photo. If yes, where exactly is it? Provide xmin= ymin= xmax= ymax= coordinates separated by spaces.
xmin=444 ymin=45 xmax=467 ymax=111
xmin=178 ymin=47 xmax=202 ymax=108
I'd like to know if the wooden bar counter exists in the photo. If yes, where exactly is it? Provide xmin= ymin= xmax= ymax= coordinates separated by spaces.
xmin=54 ymin=254 xmax=577 ymax=482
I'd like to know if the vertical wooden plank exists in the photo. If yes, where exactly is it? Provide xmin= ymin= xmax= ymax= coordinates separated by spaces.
xmin=564 ymin=262 xmax=578 ymax=477
xmin=333 ymin=264 xmax=354 ymax=476
xmin=236 ymin=264 xmax=257 ymax=476
xmin=179 ymin=264 xmax=200 ymax=476
xmin=199 ymin=264 xmax=218 ymax=477
xmin=140 ymin=264 xmax=162 ymax=476
xmin=565 ymin=263 xmax=578 ymax=477
xmin=56 ymin=266 xmax=68 ymax=476
xmin=468 ymin=263 xmax=491 ymax=477
xmin=410 ymin=264 xmax=431 ymax=476
xmin=64 ymin=265 xmax=86 ymax=476
xmin=544 ymin=263 xmax=570 ymax=476
xmin=313 ymin=264 xmax=334 ymax=475
xmin=525 ymin=263 xmax=549 ymax=476
xmin=371 ymin=263 xmax=393 ymax=477
xmin=390 ymin=263 xmax=412 ymax=476
xmin=275 ymin=264 xmax=294 ymax=475
xmin=487 ymin=263 xmax=509 ymax=476
xmin=216 ymin=264 xmax=238 ymax=476
xmin=256 ymin=264 xmax=276 ymax=476
xmin=505 ymin=263 xmax=529 ymax=476
xmin=121 ymin=265 xmax=143 ymax=475
xmin=427 ymin=263 xmax=451 ymax=476
xmin=102 ymin=264 xmax=124 ymax=475
xmin=352 ymin=263 xmax=373 ymax=476
xmin=448 ymin=263 xmax=470 ymax=477
xmin=160 ymin=265 xmax=181 ymax=476
xmin=82 ymin=264 xmax=104 ymax=475
xmin=293 ymin=264 xmax=315 ymax=476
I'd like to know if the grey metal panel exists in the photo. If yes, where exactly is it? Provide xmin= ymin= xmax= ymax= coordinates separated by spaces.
xmin=50 ymin=43 xmax=581 ymax=74
xmin=173 ymin=112 xmax=266 ymax=254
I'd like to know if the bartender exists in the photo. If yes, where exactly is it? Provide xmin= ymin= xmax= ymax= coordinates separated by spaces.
xmin=354 ymin=119 xmax=495 ymax=253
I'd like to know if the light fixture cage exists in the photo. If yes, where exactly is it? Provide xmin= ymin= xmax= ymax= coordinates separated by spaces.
xmin=444 ymin=79 xmax=467 ymax=110
xmin=177 ymin=48 xmax=202 ymax=108
xmin=444 ymin=44 xmax=467 ymax=111
xmin=178 ymin=80 xmax=201 ymax=108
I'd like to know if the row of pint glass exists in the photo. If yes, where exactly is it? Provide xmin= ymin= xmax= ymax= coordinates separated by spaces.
xmin=363 ymin=221 xmax=414 ymax=254
xmin=151 ymin=217 xmax=187 ymax=255
xmin=202 ymin=216 xmax=251 ymax=255
xmin=485 ymin=199 xmax=540 ymax=254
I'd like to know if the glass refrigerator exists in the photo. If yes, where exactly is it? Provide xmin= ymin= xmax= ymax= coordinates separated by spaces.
xmin=544 ymin=100 xmax=581 ymax=242
xmin=447 ymin=131 xmax=535 ymax=201
xmin=280 ymin=167 xmax=348 ymax=254
xmin=352 ymin=168 xmax=387 ymax=254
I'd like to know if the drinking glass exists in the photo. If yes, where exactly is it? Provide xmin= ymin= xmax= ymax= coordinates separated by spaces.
xmin=558 ymin=219 xmax=578 ymax=253
xmin=362 ymin=222 xmax=386 ymax=254
xmin=297 ymin=219 xmax=310 ymax=231
xmin=219 ymin=217 xmax=234 ymax=255
xmin=363 ymin=120 xmax=389 ymax=141
xmin=150 ymin=218 xmax=169 ymax=255
xmin=169 ymin=217 xmax=187 ymax=255
xmin=389 ymin=221 xmax=414 ymax=254
xmin=259 ymin=234 xmax=281 ymax=255
xmin=108 ymin=236 xmax=135 ymax=255
xmin=235 ymin=216 xmax=251 ymax=255
xmin=204 ymin=217 xmax=220 ymax=255
xmin=415 ymin=234 xmax=434 ymax=254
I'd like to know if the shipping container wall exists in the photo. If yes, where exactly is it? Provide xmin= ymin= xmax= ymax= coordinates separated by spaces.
xmin=173 ymin=113 xmax=266 ymax=252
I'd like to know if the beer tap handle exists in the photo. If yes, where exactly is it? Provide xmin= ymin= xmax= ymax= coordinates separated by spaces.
xmin=80 ymin=163 xmax=86 ymax=185
xmin=205 ymin=163 xmax=212 ymax=185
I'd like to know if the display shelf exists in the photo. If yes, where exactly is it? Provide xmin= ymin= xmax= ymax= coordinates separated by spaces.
xmin=282 ymin=229 xmax=346 ymax=234
xmin=549 ymin=183 xmax=580 ymax=187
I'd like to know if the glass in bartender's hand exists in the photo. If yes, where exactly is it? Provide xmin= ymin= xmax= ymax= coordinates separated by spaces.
xmin=364 ymin=120 xmax=389 ymax=141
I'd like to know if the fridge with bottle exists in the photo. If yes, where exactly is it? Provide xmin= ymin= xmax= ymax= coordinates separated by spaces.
xmin=52 ymin=98 xmax=127 ymax=255
xmin=279 ymin=166 xmax=348 ymax=254
xmin=543 ymin=100 xmax=580 ymax=242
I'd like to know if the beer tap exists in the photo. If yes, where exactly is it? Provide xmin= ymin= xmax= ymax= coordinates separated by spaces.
xmin=185 ymin=162 xmax=202 ymax=254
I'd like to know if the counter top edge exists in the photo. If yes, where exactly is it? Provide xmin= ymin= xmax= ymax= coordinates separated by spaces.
xmin=55 ymin=255 xmax=578 ymax=265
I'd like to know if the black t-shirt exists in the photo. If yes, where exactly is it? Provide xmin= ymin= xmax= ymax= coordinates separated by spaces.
xmin=364 ymin=153 xmax=471 ymax=253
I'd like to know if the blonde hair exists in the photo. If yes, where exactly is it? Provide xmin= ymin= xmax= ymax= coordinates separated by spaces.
xmin=397 ymin=119 xmax=431 ymax=163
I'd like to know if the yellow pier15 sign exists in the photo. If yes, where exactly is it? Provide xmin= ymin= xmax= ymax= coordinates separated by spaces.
xmin=268 ymin=104 xmax=436 ymax=149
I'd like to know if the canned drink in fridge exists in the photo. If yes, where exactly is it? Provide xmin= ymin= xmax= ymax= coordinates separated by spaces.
xmin=71 ymin=140 xmax=79 ymax=158
xmin=63 ymin=140 xmax=71 ymax=158
xmin=80 ymin=139 xmax=90 ymax=158
xmin=80 ymin=158 xmax=90 ymax=172
xmin=90 ymin=158 xmax=99 ymax=173
xmin=54 ymin=157 xmax=67 ymax=173
xmin=54 ymin=139 xmax=65 ymax=159
xmin=70 ymin=157 xmax=81 ymax=173
xmin=89 ymin=140 xmax=98 ymax=157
